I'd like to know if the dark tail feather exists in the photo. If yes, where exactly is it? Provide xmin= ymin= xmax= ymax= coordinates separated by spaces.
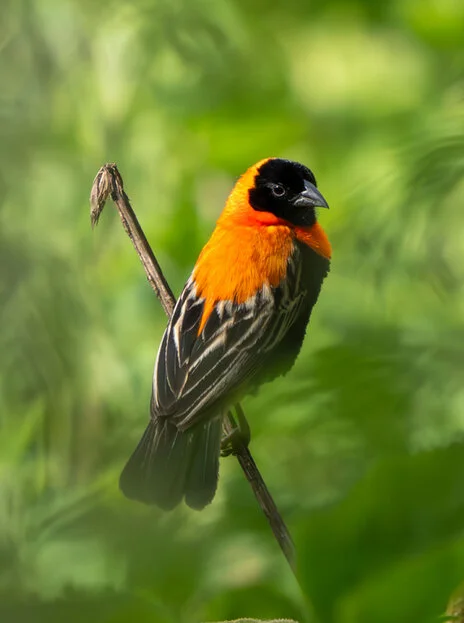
xmin=119 ymin=417 xmax=221 ymax=511
xmin=119 ymin=417 xmax=190 ymax=510
xmin=185 ymin=419 xmax=222 ymax=510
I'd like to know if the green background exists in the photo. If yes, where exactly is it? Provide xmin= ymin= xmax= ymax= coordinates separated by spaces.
xmin=1 ymin=0 xmax=464 ymax=621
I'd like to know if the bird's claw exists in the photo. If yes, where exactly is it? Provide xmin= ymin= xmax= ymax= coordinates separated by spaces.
xmin=221 ymin=404 xmax=251 ymax=456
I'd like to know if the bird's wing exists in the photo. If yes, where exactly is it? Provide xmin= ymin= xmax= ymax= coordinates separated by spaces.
xmin=152 ymin=273 xmax=307 ymax=430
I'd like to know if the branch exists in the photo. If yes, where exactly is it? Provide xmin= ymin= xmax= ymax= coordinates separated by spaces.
xmin=90 ymin=163 xmax=296 ymax=573
xmin=90 ymin=164 xmax=175 ymax=317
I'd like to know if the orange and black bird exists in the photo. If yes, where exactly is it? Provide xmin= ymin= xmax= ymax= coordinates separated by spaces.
xmin=120 ymin=158 xmax=331 ymax=510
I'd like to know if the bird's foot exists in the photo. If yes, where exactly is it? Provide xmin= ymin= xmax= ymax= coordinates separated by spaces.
xmin=221 ymin=404 xmax=251 ymax=456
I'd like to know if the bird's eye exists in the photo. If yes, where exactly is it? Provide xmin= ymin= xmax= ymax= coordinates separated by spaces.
xmin=271 ymin=184 xmax=286 ymax=197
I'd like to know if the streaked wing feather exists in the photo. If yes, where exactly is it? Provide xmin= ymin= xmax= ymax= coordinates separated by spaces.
xmin=152 ymin=269 xmax=308 ymax=430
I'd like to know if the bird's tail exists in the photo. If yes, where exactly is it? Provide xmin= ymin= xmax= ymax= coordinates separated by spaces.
xmin=119 ymin=416 xmax=222 ymax=510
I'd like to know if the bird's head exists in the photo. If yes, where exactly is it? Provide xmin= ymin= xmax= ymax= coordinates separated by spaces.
xmin=248 ymin=158 xmax=329 ymax=227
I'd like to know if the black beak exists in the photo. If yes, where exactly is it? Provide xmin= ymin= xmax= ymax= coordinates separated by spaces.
xmin=293 ymin=180 xmax=329 ymax=209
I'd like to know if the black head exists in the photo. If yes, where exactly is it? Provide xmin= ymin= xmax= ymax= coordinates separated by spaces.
xmin=248 ymin=158 xmax=329 ymax=226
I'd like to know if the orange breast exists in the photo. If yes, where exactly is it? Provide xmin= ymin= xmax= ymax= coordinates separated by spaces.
xmin=193 ymin=223 xmax=331 ymax=334
xmin=193 ymin=223 xmax=293 ymax=332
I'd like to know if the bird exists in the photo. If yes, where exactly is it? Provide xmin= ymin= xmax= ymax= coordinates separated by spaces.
xmin=119 ymin=157 xmax=331 ymax=511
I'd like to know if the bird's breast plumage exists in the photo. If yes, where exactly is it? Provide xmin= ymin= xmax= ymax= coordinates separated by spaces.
xmin=193 ymin=219 xmax=330 ymax=332
xmin=193 ymin=223 xmax=292 ymax=331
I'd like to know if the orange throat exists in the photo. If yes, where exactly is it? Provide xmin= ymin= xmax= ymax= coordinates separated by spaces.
xmin=294 ymin=222 xmax=331 ymax=261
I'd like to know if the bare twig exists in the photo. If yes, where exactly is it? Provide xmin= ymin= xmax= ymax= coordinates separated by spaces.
xmin=90 ymin=163 xmax=296 ymax=573
xmin=90 ymin=163 xmax=175 ymax=317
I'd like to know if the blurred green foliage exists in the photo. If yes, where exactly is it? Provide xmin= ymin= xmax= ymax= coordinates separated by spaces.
xmin=1 ymin=0 xmax=464 ymax=621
